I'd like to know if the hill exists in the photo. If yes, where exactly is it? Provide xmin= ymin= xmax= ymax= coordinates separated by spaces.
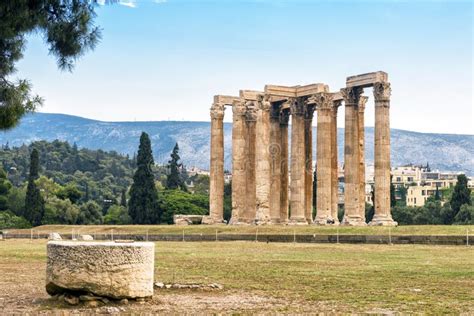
xmin=1 ymin=113 xmax=473 ymax=175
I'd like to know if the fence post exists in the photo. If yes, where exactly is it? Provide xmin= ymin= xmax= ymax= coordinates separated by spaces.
xmin=336 ymin=228 xmax=339 ymax=244
xmin=255 ymin=227 xmax=258 ymax=242
xmin=182 ymin=229 xmax=185 ymax=242
xmin=215 ymin=229 xmax=218 ymax=242
xmin=389 ymin=227 xmax=392 ymax=245
xmin=111 ymin=229 xmax=114 ymax=241
xmin=467 ymin=229 xmax=470 ymax=247
xmin=30 ymin=229 xmax=33 ymax=241
xmin=293 ymin=229 xmax=296 ymax=244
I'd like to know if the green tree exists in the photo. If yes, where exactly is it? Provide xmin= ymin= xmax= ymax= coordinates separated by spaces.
xmin=0 ymin=1 xmax=104 ymax=130
xmin=7 ymin=186 xmax=26 ymax=217
xmin=104 ymin=205 xmax=131 ymax=225
xmin=166 ymin=143 xmax=186 ymax=190
xmin=434 ymin=186 xmax=441 ymax=201
xmin=120 ymin=188 xmax=127 ymax=207
xmin=56 ymin=183 xmax=82 ymax=204
xmin=223 ymin=181 xmax=232 ymax=222
xmin=24 ymin=149 xmax=45 ymax=225
xmin=77 ymin=201 xmax=102 ymax=225
xmin=129 ymin=132 xmax=161 ymax=224
xmin=0 ymin=211 xmax=31 ymax=229
xmin=398 ymin=186 xmax=407 ymax=206
xmin=159 ymin=189 xmax=209 ymax=224
xmin=450 ymin=174 xmax=471 ymax=216
xmin=454 ymin=204 xmax=474 ymax=224
xmin=390 ymin=176 xmax=396 ymax=207
xmin=42 ymin=196 xmax=79 ymax=224
xmin=0 ymin=167 xmax=12 ymax=211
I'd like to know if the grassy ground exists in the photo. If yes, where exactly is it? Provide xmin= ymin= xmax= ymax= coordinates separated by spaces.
xmin=0 ymin=239 xmax=472 ymax=314
xmin=5 ymin=224 xmax=474 ymax=236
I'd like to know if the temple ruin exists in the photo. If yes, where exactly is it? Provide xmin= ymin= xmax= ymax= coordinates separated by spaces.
xmin=205 ymin=71 xmax=397 ymax=226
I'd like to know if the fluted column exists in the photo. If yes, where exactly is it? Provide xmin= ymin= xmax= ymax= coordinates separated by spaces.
xmin=279 ymin=109 xmax=290 ymax=223
xmin=255 ymin=94 xmax=271 ymax=224
xmin=341 ymin=87 xmax=366 ymax=226
xmin=208 ymin=103 xmax=225 ymax=223
xmin=289 ymin=98 xmax=308 ymax=224
xmin=269 ymin=104 xmax=282 ymax=223
xmin=314 ymin=93 xmax=334 ymax=224
xmin=243 ymin=102 xmax=257 ymax=223
xmin=230 ymin=100 xmax=247 ymax=224
xmin=358 ymin=96 xmax=368 ymax=222
xmin=304 ymin=104 xmax=315 ymax=223
xmin=330 ymin=101 xmax=341 ymax=224
xmin=370 ymin=82 xmax=397 ymax=226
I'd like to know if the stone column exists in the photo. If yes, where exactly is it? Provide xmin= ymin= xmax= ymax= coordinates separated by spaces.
xmin=243 ymin=102 xmax=257 ymax=223
xmin=289 ymin=98 xmax=308 ymax=224
xmin=313 ymin=93 xmax=334 ymax=225
xmin=255 ymin=94 xmax=271 ymax=224
xmin=330 ymin=101 xmax=341 ymax=224
xmin=279 ymin=109 xmax=290 ymax=223
xmin=341 ymin=87 xmax=366 ymax=226
xmin=370 ymin=82 xmax=397 ymax=226
xmin=208 ymin=103 xmax=225 ymax=224
xmin=358 ymin=96 xmax=368 ymax=222
xmin=304 ymin=104 xmax=315 ymax=223
xmin=230 ymin=100 xmax=247 ymax=224
xmin=269 ymin=104 xmax=282 ymax=223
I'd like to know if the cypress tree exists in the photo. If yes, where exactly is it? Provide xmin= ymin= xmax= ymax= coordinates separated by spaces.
xmin=166 ymin=143 xmax=185 ymax=190
xmin=390 ymin=175 xmax=396 ymax=207
xmin=24 ymin=149 xmax=45 ymax=226
xmin=434 ymin=186 xmax=441 ymax=201
xmin=450 ymin=174 xmax=471 ymax=215
xmin=129 ymin=132 xmax=161 ymax=224
xmin=0 ymin=167 xmax=12 ymax=212
xmin=120 ymin=189 xmax=127 ymax=207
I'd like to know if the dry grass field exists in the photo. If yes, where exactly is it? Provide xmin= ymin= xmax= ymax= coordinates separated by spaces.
xmin=5 ymin=224 xmax=474 ymax=237
xmin=0 ymin=239 xmax=473 ymax=314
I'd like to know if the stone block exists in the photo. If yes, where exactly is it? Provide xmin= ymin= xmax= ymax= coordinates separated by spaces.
xmin=48 ymin=233 xmax=62 ymax=240
xmin=46 ymin=241 xmax=154 ymax=299
xmin=346 ymin=71 xmax=388 ymax=88
xmin=173 ymin=215 xmax=203 ymax=225
xmin=78 ymin=234 xmax=93 ymax=241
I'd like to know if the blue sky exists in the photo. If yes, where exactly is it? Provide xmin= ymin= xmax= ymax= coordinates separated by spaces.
xmin=16 ymin=0 xmax=473 ymax=134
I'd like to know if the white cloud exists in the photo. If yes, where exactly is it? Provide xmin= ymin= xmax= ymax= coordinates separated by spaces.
xmin=154 ymin=0 xmax=167 ymax=3
xmin=96 ymin=0 xmax=106 ymax=5
xmin=119 ymin=0 xmax=136 ymax=8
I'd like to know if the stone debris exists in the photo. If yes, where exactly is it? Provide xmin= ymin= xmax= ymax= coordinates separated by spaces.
xmin=64 ymin=294 xmax=79 ymax=306
xmin=48 ymin=232 xmax=62 ymax=240
xmin=78 ymin=234 xmax=94 ymax=241
xmin=154 ymin=282 xmax=224 ymax=290
xmin=173 ymin=214 xmax=203 ymax=225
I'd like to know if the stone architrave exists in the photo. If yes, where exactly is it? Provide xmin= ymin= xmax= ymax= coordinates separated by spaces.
xmin=255 ymin=94 xmax=272 ymax=224
xmin=304 ymin=103 xmax=315 ymax=223
xmin=230 ymin=100 xmax=247 ymax=224
xmin=370 ymin=82 xmax=397 ymax=226
xmin=208 ymin=103 xmax=225 ymax=223
xmin=313 ymin=92 xmax=334 ymax=225
xmin=269 ymin=104 xmax=282 ymax=223
xmin=358 ymin=96 xmax=368 ymax=221
xmin=341 ymin=87 xmax=366 ymax=226
xmin=330 ymin=100 xmax=341 ymax=224
xmin=279 ymin=109 xmax=290 ymax=223
xmin=243 ymin=102 xmax=258 ymax=223
xmin=289 ymin=98 xmax=308 ymax=224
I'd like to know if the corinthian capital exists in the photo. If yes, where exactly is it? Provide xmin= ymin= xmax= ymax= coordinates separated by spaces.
xmin=358 ymin=96 xmax=368 ymax=112
xmin=373 ymin=82 xmax=391 ymax=102
xmin=245 ymin=101 xmax=258 ymax=122
xmin=309 ymin=92 xmax=334 ymax=111
xmin=287 ymin=98 xmax=304 ymax=116
xmin=210 ymin=103 xmax=225 ymax=120
xmin=232 ymin=100 xmax=246 ymax=117
xmin=257 ymin=94 xmax=271 ymax=112
xmin=340 ymin=87 xmax=364 ymax=105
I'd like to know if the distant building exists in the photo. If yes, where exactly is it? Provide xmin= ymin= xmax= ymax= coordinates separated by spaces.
xmin=406 ymin=185 xmax=438 ymax=207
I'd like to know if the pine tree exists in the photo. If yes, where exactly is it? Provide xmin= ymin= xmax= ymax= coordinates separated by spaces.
xmin=24 ymin=149 xmax=45 ymax=225
xmin=129 ymin=132 xmax=161 ymax=224
xmin=390 ymin=175 xmax=396 ymax=207
xmin=434 ymin=186 xmax=441 ymax=201
xmin=450 ymin=174 xmax=471 ymax=215
xmin=166 ymin=143 xmax=186 ymax=190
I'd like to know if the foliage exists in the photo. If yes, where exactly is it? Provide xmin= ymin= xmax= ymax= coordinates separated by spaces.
xmin=223 ymin=181 xmax=232 ymax=222
xmin=166 ymin=143 xmax=186 ymax=190
xmin=450 ymin=174 xmax=471 ymax=215
xmin=454 ymin=204 xmax=474 ymax=224
xmin=77 ymin=201 xmax=102 ymax=225
xmin=0 ymin=167 xmax=12 ymax=211
xmin=7 ymin=186 xmax=26 ymax=217
xmin=24 ymin=149 xmax=44 ymax=226
xmin=42 ymin=196 xmax=79 ymax=225
xmin=0 ymin=0 xmax=102 ymax=129
xmin=159 ymin=189 xmax=209 ymax=224
xmin=0 ymin=211 xmax=31 ymax=229
xmin=56 ymin=183 xmax=82 ymax=204
xmin=104 ymin=205 xmax=132 ymax=225
xmin=129 ymin=132 xmax=161 ymax=224
xmin=0 ymin=140 xmax=135 ymax=207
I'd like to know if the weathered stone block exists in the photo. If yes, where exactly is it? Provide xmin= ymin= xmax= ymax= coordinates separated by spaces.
xmin=46 ymin=241 xmax=154 ymax=299
xmin=173 ymin=214 xmax=203 ymax=225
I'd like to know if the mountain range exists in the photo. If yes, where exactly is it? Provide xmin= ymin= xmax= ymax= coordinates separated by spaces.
xmin=1 ymin=113 xmax=473 ymax=175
